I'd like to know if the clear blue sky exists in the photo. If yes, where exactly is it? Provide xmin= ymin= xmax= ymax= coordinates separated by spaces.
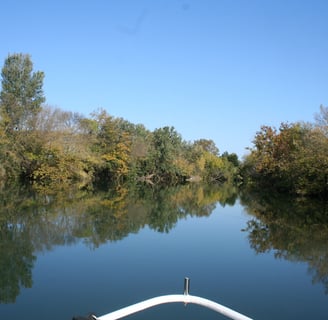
xmin=1 ymin=0 xmax=327 ymax=157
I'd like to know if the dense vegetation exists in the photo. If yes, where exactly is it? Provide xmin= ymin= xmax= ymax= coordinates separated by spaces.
xmin=1 ymin=53 xmax=327 ymax=198
xmin=0 ymin=54 xmax=239 ymax=191
xmin=241 ymin=106 xmax=328 ymax=198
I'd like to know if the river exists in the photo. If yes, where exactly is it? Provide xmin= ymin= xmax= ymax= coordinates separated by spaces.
xmin=0 ymin=183 xmax=327 ymax=319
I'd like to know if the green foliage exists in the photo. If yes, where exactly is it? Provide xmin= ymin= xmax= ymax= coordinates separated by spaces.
xmin=0 ymin=54 xmax=236 ymax=189
xmin=0 ymin=53 xmax=46 ymax=183
xmin=193 ymin=138 xmax=219 ymax=155
xmin=0 ymin=123 xmax=21 ymax=184
xmin=90 ymin=109 xmax=132 ymax=185
xmin=0 ymin=53 xmax=45 ymax=132
xmin=221 ymin=151 xmax=240 ymax=167
xmin=242 ymin=116 xmax=328 ymax=197
xmin=151 ymin=126 xmax=183 ymax=181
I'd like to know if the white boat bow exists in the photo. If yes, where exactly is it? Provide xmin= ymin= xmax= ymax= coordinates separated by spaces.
xmin=94 ymin=278 xmax=253 ymax=320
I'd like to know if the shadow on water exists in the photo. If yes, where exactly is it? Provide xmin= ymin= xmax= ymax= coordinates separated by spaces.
xmin=0 ymin=182 xmax=238 ymax=303
xmin=239 ymin=188 xmax=328 ymax=294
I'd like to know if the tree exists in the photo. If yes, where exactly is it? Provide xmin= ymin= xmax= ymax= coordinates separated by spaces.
xmin=91 ymin=110 xmax=132 ymax=184
xmin=30 ymin=106 xmax=97 ymax=189
xmin=152 ymin=126 xmax=183 ymax=181
xmin=0 ymin=53 xmax=45 ymax=132
xmin=221 ymin=151 xmax=240 ymax=167
xmin=242 ymin=119 xmax=328 ymax=196
xmin=193 ymin=139 xmax=219 ymax=155
xmin=315 ymin=104 xmax=328 ymax=136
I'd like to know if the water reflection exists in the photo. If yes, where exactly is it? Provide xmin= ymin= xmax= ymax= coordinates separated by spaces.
xmin=2 ymin=181 xmax=328 ymax=304
xmin=239 ymin=190 xmax=328 ymax=293
xmin=0 ymin=182 xmax=238 ymax=303
xmin=0 ymin=223 xmax=35 ymax=303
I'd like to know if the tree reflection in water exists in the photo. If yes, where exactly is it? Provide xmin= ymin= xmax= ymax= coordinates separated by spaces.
xmin=0 ymin=182 xmax=238 ymax=303
xmin=240 ymin=190 xmax=328 ymax=294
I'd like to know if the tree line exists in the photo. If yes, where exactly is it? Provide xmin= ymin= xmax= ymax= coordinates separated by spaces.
xmin=0 ymin=53 xmax=239 ymax=190
xmin=1 ymin=53 xmax=327 ymax=197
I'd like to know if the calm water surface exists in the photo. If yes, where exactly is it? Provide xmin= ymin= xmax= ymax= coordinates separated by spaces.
xmin=0 ymin=185 xmax=327 ymax=319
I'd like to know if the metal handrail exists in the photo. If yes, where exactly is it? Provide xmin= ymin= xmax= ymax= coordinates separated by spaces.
xmin=95 ymin=278 xmax=253 ymax=320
